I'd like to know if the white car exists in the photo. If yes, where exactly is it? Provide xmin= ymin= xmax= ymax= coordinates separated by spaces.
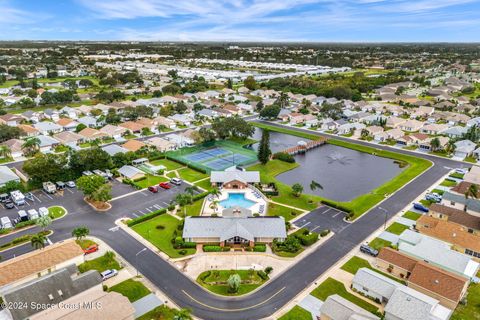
xmin=66 ymin=181 xmax=76 ymax=188
xmin=100 ymin=269 xmax=118 ymax=281
xmin=170 ymin=178 xmax=182 ymax=185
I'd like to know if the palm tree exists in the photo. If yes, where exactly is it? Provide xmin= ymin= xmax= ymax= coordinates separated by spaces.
xmin=22 ymin=137 xmax=40 ymax=156
xmin=184 ymin=186 xmax=196 ymax=195
xmin=430 ymin=137 xmax=440 ymax=152
xmin=209 ymin=200 xmax=219 ymax=214
xmin=31 ymin=233 xmax=46 ymax=250
xmin=175 ymin=193 xmax=193 ymax=217
xmin=72 ymin=226 xmax=90 ymax=242
xmin=310 ymin=180 xmax=323 ymax=192
xmin=464 ymin=184 xmax=479 ymax=211
xmin=36 ymin=215 xmax=52 ymax=232
xmin=210 ymin=187 xmax=221 ymax=199
xmin=0 ymin=145 xmax=11 ymax=159
xmin=445 ymin=140 xmax=456 ymax=155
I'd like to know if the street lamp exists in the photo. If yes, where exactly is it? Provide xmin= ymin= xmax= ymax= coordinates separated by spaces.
xmin=135 ymin=248 xmax=147 ymax=276
xmin=378 ymin=207 xmax=388 ymax=230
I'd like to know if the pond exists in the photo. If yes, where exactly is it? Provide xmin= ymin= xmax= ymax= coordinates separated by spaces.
xmin=251 ymin=128 xmax=404 ymax=202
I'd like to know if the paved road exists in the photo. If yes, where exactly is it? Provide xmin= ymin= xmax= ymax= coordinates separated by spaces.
xmin=0 ymin=121 xmax=471 ymax=320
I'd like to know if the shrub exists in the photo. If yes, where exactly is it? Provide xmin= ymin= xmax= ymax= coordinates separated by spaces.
xmin=14 ymin=220 xmax=36 ymax=229
xmin=320 ymin=200 xmax=352 ymax=214
xmin=257 ymin=270 xmax=268 ymax=280
xmin=265 ymin=266 xmax=273 ymax=274
xmin=174 ymin=236 xmax=184 ymax=247
xmin=272 ymin=235 xmax=301 ymax=253
xmin=127 ymin=208 xmax=167 ymax=227
xmin=155 ymin=224 xmax=165 ymax=230
xmin=102 ymin=285 xmax=108 ymax=291
xmin=182 ymin=242 xmax=196 ymax=248
xmin=167 ymin=204 xmax=176 ymax=211
xmin=253 ymin=244 xmax=266 ymax=252
xmin=178 ymin=249 xmax=187 ymax=255
xmin=199 ymin=271 xmax=211 ymax=282
xmin=293 ymin=228 xmax=319 ymax=246
xmin=320 ymin=229 xmax=330 ymax=237
xmin=203 ymin=245 xmax=222 ymax=252
xmin=272 ymin=152 xmax=295 ymax=163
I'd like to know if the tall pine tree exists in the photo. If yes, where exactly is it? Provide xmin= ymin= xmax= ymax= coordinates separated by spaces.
xmin=258 ymin=129 xmax=271 ymax=164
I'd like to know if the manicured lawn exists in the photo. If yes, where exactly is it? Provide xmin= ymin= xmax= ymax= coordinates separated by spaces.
xmin=54 ymin=145 xmax=70 ymax=153
xmin=267 ymin=202 xmax=303 ymax=221
xmin=368 ymin=237 xmax=392 ymax=251
xmin=341 ymin=256 xmax=406 ymax=284
xmin=136 ymin=305 xmax=188 ymax=320
xmin=279 ymin=306 xmax=312 ymax=320
xmin=227 ymin=136 xmax=258 ymax=146
xmin=78 ymin=252 xmax=121 ymax=273
xmin=197 ymin=269 xmax=268 ymax=296
xmin=464 ymin=156 xmax=477 ymax=163
xmin=451 ymin=281 xmax=480 ymax=320
xmin=134 ymin=174 xmax=168 ymax=189
xmin=108 ymin=278 xmax=151 ymax=302
xmin=402 ymin=211 xmax=422 ymax=221
xmin=79 ymin=142 xmax=91 ymax=148
xmin=449 ymin=172 xmax=465 ymax=179
xmin=386 ymin=222 xmax=410 ymax=235
xmin=419 ymin=199 xmax=433 ymax=207
xmin=150 ymin=158 xmax=184 ymax=171
xmin=181 ymin=199 xmax=204 ymax=217
xmin=251 ymin=123 xmax=432 ymax=219
xmin=176 ymin=167 xmax=208 ymax=182
xmin=194 ymin=178 xmax=213 ymax=191
xmin=0 ymin=157 xmax=13 ymax=164
xmin=432 ymin=189 xmax=445 ymax=195
xmin=253 ymin=122 xmax=321 ymax=141
xmin=124 ymin=134 xmax=137 ymax=140
xmin=75 ymin=239 xmax=97 ymax=250
xmin=310 ymin=277 xmax=379 ymax=313
xmin=48 ymin=206 xmax=66 ymax=219
xmin=440 ymin=179 xmax=457 ymax=187
xmin=131 ymin=214 xmax=195 ymax=258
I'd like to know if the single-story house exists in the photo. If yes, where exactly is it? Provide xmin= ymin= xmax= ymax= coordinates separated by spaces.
xmin=33 ymin=122 xmax=63 ymax=135
xmin=17 ymin=124 xmax=39 ymax=137
xmin=352 ymin=268 xmax=401 ymax=303
xmin=37 ymin=135 xmax=60 ymax=153
xmin=117 ymin=165 xmax=145 ymax=180
xmin=152 ymin=116 xmax=176 ymax=129
xmin=78 ymin=128 xmax=108 ymax=142
xmin=56 ymin=118 xmax=79 ymax=131
xmin=319 ymin=294 xmax=379 ymax=320
xmin=0 ymin=166 xmax=20 ymax=187
xmin=428 ymin=203 xmax=480 ymax=233
xmin=399 ymin=119 xmax=424 ymax=132
xmin=0 ymin=114 xmax=24 ymax=127
xmin=99 ymin=124 xmax=128 ymax=140
xmin=164 ymin=133 xmax=194 ymax=148
xmin=122 ymin=139 xmax=146 ymax=152
xmin=119 ymin=121 xmax=144 ymax=134
xmin=145 ymin=137 xmax=176 ymax=152
xmin=169 ymin=114 xmax=192 ymax=126
xmin=454 ymin=140 xmax=476 ymax=159
xmin=420 ymin=123 xmax=449 ymax=135
xmin=77 ymin=116 xmax=101 ymax=128
xmin=210 ymin=168 xmax=260 ymax=188
xmin=0 ymin=139 xmax=24 ymax=158
xmin=101 ymin=144 xmax=128 ymax=156
xmin=443 ymin=126 xmax=467 ymax=139
xmin=182 ymin=216 xmax=286 ymax=245
xmin=53 ymin=131 xmax=84 ymax=145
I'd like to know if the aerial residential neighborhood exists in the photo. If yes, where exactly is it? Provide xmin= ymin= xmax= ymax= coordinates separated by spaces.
xmin=1 ymin=1 xmax=480 ymax=320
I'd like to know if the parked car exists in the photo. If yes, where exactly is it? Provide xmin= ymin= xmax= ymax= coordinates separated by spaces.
xmin=148 ymin=186 xmax=159 ymax=193
xmin=170 ymin=178 xmax=182 ymax=185
xmin=360 ymin=244 xmax=378 ymax=257
xmin=101 ymin=269 xmax=118 ymax=281
xmin=455 ymin=168 xmax=468 ymax=175
xmin=17 ymin=210 xmax=28 ymax=222
xmin=83 ymin=244 xmax=99 ymax=255
xmin=425 ymin=193 xmax=441 ymax=203
xmin=0 ymin=193 xmax=10 ymax=203
xmin=413 ymin=203 xmax=429 ymax=213
xmin=159 ymin=182 xmax=171 ymax=189
xmin=0 ymin=217 xmax=13 ymax=229
xmin=38 ymin=207 xmax=49 ymax=217
xmin=66 ymin=181 xmax=76 ymax=188
xmin=56 ymin=181 xmax=65 ymax=190
xmin=82 ymin=171 xmax=93 ymax=176
xmin=4 ymin=201 xmax=14 ymax=209
xmin=24 ymin=192 xmax=34 ymax=202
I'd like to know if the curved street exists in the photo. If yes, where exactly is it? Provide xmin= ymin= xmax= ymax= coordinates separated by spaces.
xmin=0 ymin=122 xmax=471 ymax=320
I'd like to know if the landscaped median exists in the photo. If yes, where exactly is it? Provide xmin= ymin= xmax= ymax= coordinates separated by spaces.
xmin=196 ymin=269 xmax=270 ymax=296
xmin=0 ymin=230 xmax=51 ymax=252
xmin=251 ymin=122 xmax=432 ymax=220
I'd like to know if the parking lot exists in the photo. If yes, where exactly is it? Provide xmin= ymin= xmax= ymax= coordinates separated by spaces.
xmin=115 ymin=182 xmax=202 ymax=219
xmin=293 ymin=205 xmax=349 ymax=234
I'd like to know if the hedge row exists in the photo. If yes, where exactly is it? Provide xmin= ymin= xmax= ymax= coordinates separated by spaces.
xmin=272 ymin=152 xmax=295 ymax=163
xmin=127 ymin=208 xmax=167 ymax=227
xmin=165 ymin=155 xmax=208 ymax=174
xmin=320 ymin=199 xmax=352 ymax=214
xmin=293 ymin=228 xmax=319 ymax=246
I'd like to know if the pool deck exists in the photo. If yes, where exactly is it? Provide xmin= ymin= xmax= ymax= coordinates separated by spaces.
xmin=202 ymin=188 xmax=267 ymax=216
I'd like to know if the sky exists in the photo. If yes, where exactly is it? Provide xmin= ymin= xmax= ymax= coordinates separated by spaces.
xmin=1 ymin=0 xmax=480 ymax=42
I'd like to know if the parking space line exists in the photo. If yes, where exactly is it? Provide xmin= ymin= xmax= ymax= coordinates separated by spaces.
xmin=145 ymin=208 xmax=153 ymax=213
xmin=132 ymin=213 xmax=139 ymax=218
xmin=138 ymin=210 xmax=146 ymax=215
xmin=298 ymin=222 xmax=311 ymax=229
xmin=321 ymin=208 xmax=332 ymax=215
xmin=162 ymin=202 xmax=169 ymax=206
xmin=32 ymin=194 xmax=42 ymax=203
xmin=141 ymin=192 xmax=149 ymax=197
xmin=310 ymin=226 xmax=320 ymax=232
xmin=42 ymin=191 xmax=53 ymax=199
xmin=332 ymin=211 xmax=341 ymax=218
xmin=153 ymin=204 xmax=162 ymax=209
xmin=66 ymin=188 xmax=74 ymax=194
xmin=0 ymin=203 xmax=4 ymax=209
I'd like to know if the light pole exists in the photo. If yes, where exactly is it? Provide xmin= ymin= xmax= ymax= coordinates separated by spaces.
xmin=135 ymin=248 xmax=147 ymax=276
xmin=378 ymin=207 xmax=388 ymax=230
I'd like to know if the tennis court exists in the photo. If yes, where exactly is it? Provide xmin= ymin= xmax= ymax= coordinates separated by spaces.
xmin=167 ymin=142 xmax=257 ymax=172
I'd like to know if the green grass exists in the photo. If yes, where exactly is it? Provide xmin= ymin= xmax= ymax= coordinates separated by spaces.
xmin=419 ymin=199 xmax=433 ymax=207
xmin=134 ymin=174 xmax=168 ymax=189
xmin=182 ymin=199 xmax=204 ymax=216
xmin=196 ymin=270 xmax=268 ymax=296
xmin=194 ymin=178 xmax=213 ymax=191
xmin=449 ymin=172 xmax=465 ymax=179
xmin=150 ymin=158 xmax=184 ymax=171
xmin=368 ymin=238 xmax=392 ymax=251
xmin=250 ymin=123 xmax=432 ymax=219
xmin=464 ymin=156 xmax=477 ymax=163
xmin=48 ymin=206 xmax=66 ymax=219
xmin=75 ymin=239 xmax=97 ymax=250
xmin=267 ymin=202 xmax=303 ymax=221
xmin=310 ymin=278 xmax=379 ymax=313
xmin=386 ymin=222 xmax=410 ymax=235
xmin=78 ymin=252 xmax=121 ymax=273
xmin=124 ymin=134 xmax=137 ymax=140
xmin=108 ymin=278 xmax=151 ymax=302
xmin=440 ymin=179 xmax=457 ymax=187
xmin=136 ymin=305 xmax=187 ymax=320
xmin=253 ymin=122 xmax=321 ymax=141
xmin=176 ymin=167 xmax=208 ymax=182
xmin=432 ymin=189 xmax=445 ymax=195
xmin=227 ymin=136 xmax=258 ymax=146
xmin=279 ymin=306 xmax=312 ymax=320
xmin=79 ymin=142 xmax=91 ymax=148
xmin=402 ymin=211 xmax=422 ymax=221
xmin=341 ymin=256 xmax=406 ymax=284
xmin=54 ymin=145 xmax=70 ymax=153
xmin=0 ymin=157 xmax=13 ymax=164
xmin=131 ymin=214 xmax=195 ymax=258
xmin=0 ymin=80 xmax=19 ymax=88
xmin=451 ymin=281 xmax=480 ymax=320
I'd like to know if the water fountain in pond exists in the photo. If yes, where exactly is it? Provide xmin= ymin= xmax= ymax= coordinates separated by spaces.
xmin=327 ymin=151 xmax=352 ymax=165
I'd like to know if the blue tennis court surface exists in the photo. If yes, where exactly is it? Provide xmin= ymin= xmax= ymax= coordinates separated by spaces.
xmin=179 ymin=147 xmax=256 ymax=171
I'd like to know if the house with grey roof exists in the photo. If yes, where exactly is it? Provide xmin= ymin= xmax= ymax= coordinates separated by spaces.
xmin=454 ymin=139 xmax=476 ymax=159
xmin=442 ymin=126 xmax=467 ymax=139
xmin=210 ymin=168 xmax=260 ymax=188
xmin=0 ymin=265 xmax=101 ymax=320
xmin=319 ymin=294 xmax=379 ymax=320
xmin=78 ymin=115 xmax=102 ymax=128
xmin=118 ymin=165 xmax=145 ymax=180
xmin=183 ymin=216 xmax=286 ymax=245
xmin=101 ymin=144 xmax=128 ymax=156
xmin=37 ymin=135 xmax=60 ymax=153
xmin=0 ymin=166 xmax=20 ymax=187
xmin=398 ymin=229 xmax=479 ymax=279
xmin=441 ymin=190 xmax=480 ymax=216
xmin=384 ymin=286 xmax=452 ymax=320
xmin=33 ymin=121 xmax=63 ymax=135
xmin=352 ymin=268 xmax=402 ymax=303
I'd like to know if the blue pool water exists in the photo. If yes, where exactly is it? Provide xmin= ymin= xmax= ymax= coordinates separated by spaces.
xmin=219 ymin=193 xmax=256 ymax=209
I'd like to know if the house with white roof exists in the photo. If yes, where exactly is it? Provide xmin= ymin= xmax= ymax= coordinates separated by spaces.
xmin=210 ymin=168 xmax=260 ymax=188
xmin=33 ymin=122 xmax=63 ymax=135
xmin=319 ymin=294 xmax=379 ymax=320
xmin=454 ymin=140 xmax=476 ymax=159
xmin=164 ymin=133 xmax=194 ymax=148
xmin=101 ymin=144 xmax=128 ymax=156
xmin=443 ymin=126 xmax=467 ymax=139
xmin=0 ymin=166 xmax=20 ymax=187
xmin=37 ymin=135 xmax=60 ymax=153
xmin=117 ymin=165 xmax=145 ymax=180
xmin=168 ymin=114 xmax=191 ymax=126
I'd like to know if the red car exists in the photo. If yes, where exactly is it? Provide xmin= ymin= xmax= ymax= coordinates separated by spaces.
xmin=148 ymin=186 xmax=159 ymax=193
xmin=83 ymin=244 xmax=99 ymax=255
xmin=159 ymin=182 xmax=171 ymax=189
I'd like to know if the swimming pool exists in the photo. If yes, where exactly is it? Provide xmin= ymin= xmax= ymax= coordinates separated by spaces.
xmin=219 ymin=193 xmax=256 ymax=209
